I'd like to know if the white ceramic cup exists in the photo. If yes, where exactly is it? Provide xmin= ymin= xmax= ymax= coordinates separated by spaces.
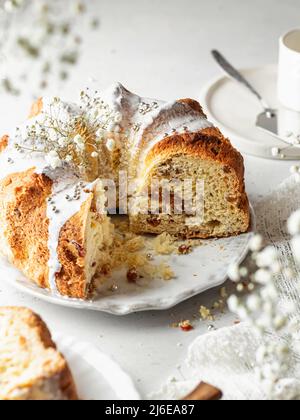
xmin=278 ymin=29 xmax=300 ymax=112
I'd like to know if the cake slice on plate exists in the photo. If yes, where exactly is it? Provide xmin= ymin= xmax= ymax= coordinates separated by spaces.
xmin=0 ymin=307 xmax=78 ymax=400
xmin=0 ymin=167 xmax=114 ymax=299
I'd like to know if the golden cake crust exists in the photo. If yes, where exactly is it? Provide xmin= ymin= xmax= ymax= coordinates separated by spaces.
xmin=0 ymin=164 xmax=95 ymax=298
xmin=0 ymin=135 xmax=8 ymax=152
xmin=0 ymin=306 xmax=78 ymax=400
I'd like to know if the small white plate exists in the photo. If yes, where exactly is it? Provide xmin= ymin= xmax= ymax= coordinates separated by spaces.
xmin=1 ymin=208 xmax=255 ymax=315
xmin=55 ymin=334 xmax=141 ymax=400
xmin=200 ymin=65 xmax=300 ymax=160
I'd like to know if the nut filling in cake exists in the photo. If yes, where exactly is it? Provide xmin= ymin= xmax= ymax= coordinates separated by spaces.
xmin=0 ymin=83 xmax=250 ymax=299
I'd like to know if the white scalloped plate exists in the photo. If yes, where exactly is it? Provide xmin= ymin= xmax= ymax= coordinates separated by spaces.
xmin=1 ymin=207 xmax=255 ymax=315
xmin=199 ymin=65 xmax=300 ymax=160
xmin=55 ymin=334 xmax=141 ymax=400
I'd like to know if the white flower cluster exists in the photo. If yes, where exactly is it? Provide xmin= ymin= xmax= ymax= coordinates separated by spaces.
xmin=80 ymin=89 xmax=123 ymax=151
xmin=3 ymin=0 xmax=24 ymax=12
xmin=0 ymin=1 xmax=99 ymax=96
xmin=14 ymin=91 xmax=122 ymax=178
xmin=227 ymin=225 xmax=300 ymax=399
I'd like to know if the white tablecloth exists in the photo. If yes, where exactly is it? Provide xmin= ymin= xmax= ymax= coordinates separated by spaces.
xmin=152 ymin=176 xmax=300 ymax=400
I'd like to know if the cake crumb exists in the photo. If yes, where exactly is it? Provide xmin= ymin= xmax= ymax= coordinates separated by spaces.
xmin=126 ymin=236 xmax=146 ymax=252
xmin=212 ymin=301 xmax=220 ymax=310
xmin=179 ymin=320 xmax=194 ymax=332
xmin=212 ymin=299 xmax=226 ymax=313
xmin=96 ymin=219 xmax=203 ymax=289
xmin=127 ymin=268 xmax=138 ymax=283
xmin=153 ymin=232 xmax=177 ymax=255
xmin=178 ymin=244 xmax=192 ymax=255
xmin=160 ymin=263 xmax=175 ymax=281
xmin=220 ymin=287 xmax=228 ymax=299
xmin=199 ymin=306 xmax=214 ymax=321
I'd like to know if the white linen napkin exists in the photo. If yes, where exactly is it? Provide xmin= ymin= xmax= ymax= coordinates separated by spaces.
xmin=152 ymin=175 xmax=300 ymax=400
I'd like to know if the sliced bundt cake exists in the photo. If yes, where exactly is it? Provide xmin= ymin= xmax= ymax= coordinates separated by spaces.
xmin=0 ymin=83 xmax=250 ymax=298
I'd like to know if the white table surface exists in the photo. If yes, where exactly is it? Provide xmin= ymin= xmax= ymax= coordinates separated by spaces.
xmin=0 ymin=0 xmax=298 ymax=399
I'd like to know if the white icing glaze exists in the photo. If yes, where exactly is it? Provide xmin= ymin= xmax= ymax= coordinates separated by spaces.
xmin=99 ymin=83 xmax=214 ymax=179
xmin=0 ymin=141 xmax=94 ymax=295
xmin=46 ymin=172 xmax=95 ymax=293
xmin=1 ymin=145 xmax=45 ymax=180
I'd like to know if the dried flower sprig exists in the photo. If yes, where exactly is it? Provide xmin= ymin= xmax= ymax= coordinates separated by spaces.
xmin=227 ymin=229 xmax=300 ymax=399
xmin=14 ymin=90 xmax=122 ymax=180
xmin=0 ymin=0 xmax=100 ymax=96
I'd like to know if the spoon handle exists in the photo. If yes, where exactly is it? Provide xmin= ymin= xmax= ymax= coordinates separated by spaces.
xmin=211 ymin=50 xmax=270 ymax=111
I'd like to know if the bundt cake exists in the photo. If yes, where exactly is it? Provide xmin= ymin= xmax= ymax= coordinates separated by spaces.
xmin=0 ymin=307 xmax=78 ymax=400
xmin=0 ymin=83 xmax=250 ymax=299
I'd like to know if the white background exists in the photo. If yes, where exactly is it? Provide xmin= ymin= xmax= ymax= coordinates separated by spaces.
xmin=0 ymin=0 xmax=298 ymax=398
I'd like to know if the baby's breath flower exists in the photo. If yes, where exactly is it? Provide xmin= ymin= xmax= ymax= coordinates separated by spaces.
xmin=239 ymin=266 xmax=248 ymax=277
xmin=106 ymin=122 xmax=117 ymax=132
xmin=4 ymin=0 xmax=22 ymax=13
xmin=45 ymin=150 xmax=61 ymax=169
xmin=227 ymin=263 xmax=240 ymax=282
xmin=227 ymin=213 xmax=299 ymax=399
xmin=273 ymin=316 xmax=287 ymax=331
xmin=114 ymin=112 xmax=122 ymax=123
xmin=106 ymin=138 xmax=116 ymax=152
xmin=65 ymin=155 xmax=72 ymax=163
xmin=58 ymin=137 xmax=68 ymax=147
xmin=249 ymin=234 xmax=264 ymax=252
xmin=260 ymin=284 xmax=277 ymax=302
xmin=236 ymin=306 xmax=249 ymax=320
xmin=75 ymin=1 xmax=86 ymax=14
xmin=256 ymin=246 xmax=278 ymax=268
xmin=96 ymin=128 xmax=105 ymax=138
xmin=254 ymin=268 xmax=272 ymax=284
xmin=247 ymin=295 xmax=261 ymax=311
xmin=227 ymin=295 xmax=239 ymax=312
xmin=92 ymin=109 xmax=99 ymax=119
xmin=73 ymin=134 xmax=85 ymax=150
xmin=237 ymin=283 xmax=244 ymax=292
xmin=13 ymin=89 xmax=121 ymax=181
xmin=0 ymin=1 xmax=99 ymax=96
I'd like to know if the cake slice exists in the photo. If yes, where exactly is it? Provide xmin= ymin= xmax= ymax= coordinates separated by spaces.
xmin=0 ymin=307 xmax=78 ymax=400
xmin=129 ymin=99 xmax=250 ymax=239
xmin=0 ymin=163 xmax=114 ymax=299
